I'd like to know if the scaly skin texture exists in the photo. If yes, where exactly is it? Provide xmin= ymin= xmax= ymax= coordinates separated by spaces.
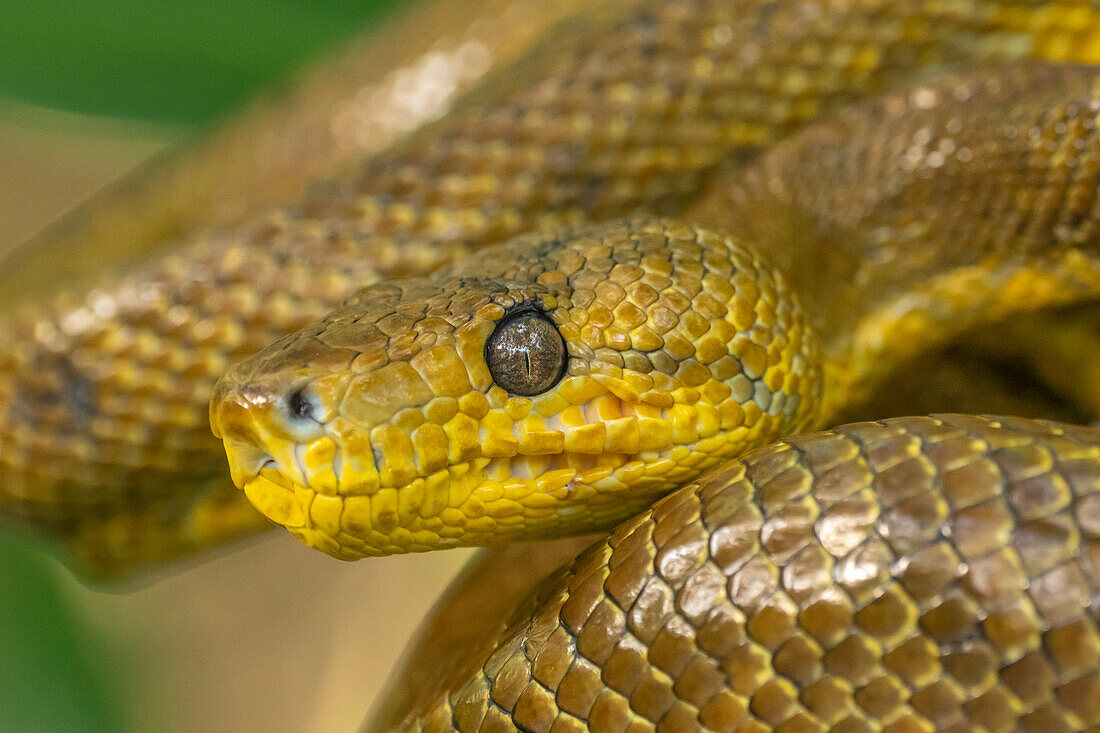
xmin=691 ymin=64 xmax=1100 ymax=417
xmin=212 ymin=219 xmax=819 ymax=556
xmin=203 ymin=23 xmax=1100 ymax=729
xmin=372 ymin=415 xmax=1100 ymax=731
xmin=7 ymin=1 xmax=1100 ymax=729
xmin=206 ymin=62 xmax=1100 ymax=728
xmin=212 ymin=65 xmax=1100 ymax=557
xmin=4 ymin=0 xmax=1100 ymax=575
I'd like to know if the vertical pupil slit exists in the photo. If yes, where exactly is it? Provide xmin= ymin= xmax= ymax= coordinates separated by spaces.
xmin=485 ymin=309 xmax=566 ymax=396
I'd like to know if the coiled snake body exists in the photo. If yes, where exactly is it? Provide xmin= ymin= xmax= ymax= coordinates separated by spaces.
xmin=5 ymin=1 xmax=1100 ymax=730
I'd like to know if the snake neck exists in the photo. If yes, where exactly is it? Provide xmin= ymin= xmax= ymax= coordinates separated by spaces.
xmin=692 ymin=64 xmax=1100 ymax=423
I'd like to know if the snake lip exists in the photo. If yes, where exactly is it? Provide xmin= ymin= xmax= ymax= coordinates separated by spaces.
xmin=258 ymin=461 xmax=296 ymax=492
xmin=241 ymin=466 xmax=309 ymax=530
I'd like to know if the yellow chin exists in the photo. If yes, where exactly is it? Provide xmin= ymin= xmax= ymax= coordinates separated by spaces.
xmin=242 ymin=473 xmax=306 ymax=529
xmin=240 ymin=440 xmax=762 ymax=558
xmin=241 ymin=472 xmax=360 ymax=559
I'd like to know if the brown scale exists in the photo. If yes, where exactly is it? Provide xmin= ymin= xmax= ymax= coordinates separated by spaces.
xmin=342 ymin=65 xmax=1100 ymax=729
xmin=3 ymin=0 xmax=1100 ymax=573
xmin=692 ymin=64 xmax=1100 ymax=416
xmin=183 ymin=60 xmax=1100 ymax=731
xmin=212 ymin=220 xmax=817 ymax=557
xmin=7 ymin=2 xmax=1100 ymax=730
xmin=0 ymin=0 xmax=1100 ymax=726
xmin=211 ymin=67 xmax=1100 ymax=559
xmin=372 ymin=415 xmax=1100 ymax=731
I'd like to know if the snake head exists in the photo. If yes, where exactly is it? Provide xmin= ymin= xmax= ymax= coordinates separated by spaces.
xmin=210 ymin=219 xmax=821 ymax=559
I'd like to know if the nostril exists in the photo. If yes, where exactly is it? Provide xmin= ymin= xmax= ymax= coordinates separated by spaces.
xmin=287 ymin=388 xmax=314 ymax=422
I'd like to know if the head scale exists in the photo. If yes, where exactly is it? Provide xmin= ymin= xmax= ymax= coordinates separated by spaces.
xmin=210 ymin=219 xmax=821 ymax=559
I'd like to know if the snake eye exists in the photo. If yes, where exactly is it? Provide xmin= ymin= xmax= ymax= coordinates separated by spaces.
xmin=485 ymin=310 xmax=567 ymax=396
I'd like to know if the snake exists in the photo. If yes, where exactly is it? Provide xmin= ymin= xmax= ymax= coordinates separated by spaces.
xmin=5 ymin=0 xmax=1100 ymax=730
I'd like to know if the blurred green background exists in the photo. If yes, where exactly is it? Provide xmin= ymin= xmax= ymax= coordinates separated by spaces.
xmin=0 ymin=2 xmax=401 ymax=730
xmin=0 ymin=0 xmax=400 ymax=125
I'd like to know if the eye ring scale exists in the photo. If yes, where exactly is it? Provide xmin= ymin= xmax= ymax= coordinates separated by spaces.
xmin=484 ymin=308 xmax=567 ymax=396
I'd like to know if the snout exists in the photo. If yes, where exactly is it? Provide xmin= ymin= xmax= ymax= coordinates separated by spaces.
xmin=210 ymin=373 xmax=271 ymax=442
xmin=208 ymin=369 xmax=316 ymax=531
xmin=209 ymin=373 xmax=279 ymax=487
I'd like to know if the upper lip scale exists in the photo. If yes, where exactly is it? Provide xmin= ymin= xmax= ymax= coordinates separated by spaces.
xmin=258 ymin=460 xmax=295 ymax=491
xmin=293 ymin=443 xmax=311 ymax=490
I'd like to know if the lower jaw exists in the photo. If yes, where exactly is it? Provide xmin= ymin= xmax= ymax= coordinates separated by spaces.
xmin=240 ymin=473 xmax=665 ymax=563
xmin=242 ymin=474 xmax=306 ymax=528
xmin=238 ymin=447 xmax=730 ymax=559
xmin=241 ymin=475 xmax=363 ymax=559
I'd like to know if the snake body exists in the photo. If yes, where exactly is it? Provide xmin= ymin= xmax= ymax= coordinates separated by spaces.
xmin=3 ymin=0 xmax=1099 ymax=571
xmin=5 ymin=0 xmax=1100 ymax=730
xmin=373 ymin=414 xmax=1100 ymax=731
xmin=204 ymin=57 xmax=1100 ymax=729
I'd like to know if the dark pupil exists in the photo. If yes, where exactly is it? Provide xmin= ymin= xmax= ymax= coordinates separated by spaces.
xmin=486 ymin=312 xmax=566 ymax=396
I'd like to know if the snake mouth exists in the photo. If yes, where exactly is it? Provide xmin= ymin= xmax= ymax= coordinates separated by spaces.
xmin=222 ymin=379 xmax=814 ymax=558
xmin=232 ymin=448 xmax=699 ymax=559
